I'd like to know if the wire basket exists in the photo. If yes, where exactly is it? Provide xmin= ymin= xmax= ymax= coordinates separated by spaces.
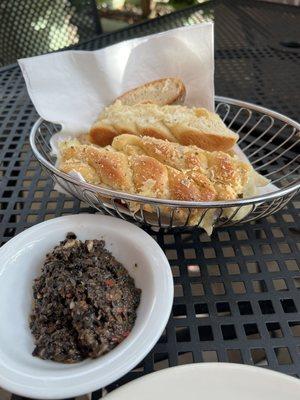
xmin=30 ymin=96 xmax=300 ymax=231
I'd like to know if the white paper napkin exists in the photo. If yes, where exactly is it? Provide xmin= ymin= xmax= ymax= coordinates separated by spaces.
xmin=19 ymin=23 xmax=214 ymax=135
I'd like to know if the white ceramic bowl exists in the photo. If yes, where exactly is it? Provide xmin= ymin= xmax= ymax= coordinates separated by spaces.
xmin=104 ymin=363 xmax=300 ymax=400
xmin=0 ymin=214 xmax=173 ymax=399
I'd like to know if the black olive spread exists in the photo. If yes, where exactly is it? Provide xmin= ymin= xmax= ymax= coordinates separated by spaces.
xmin=30 ymin=233 xmax=141 ymax=363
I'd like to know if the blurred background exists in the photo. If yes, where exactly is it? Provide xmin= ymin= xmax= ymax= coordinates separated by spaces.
xmin=0 ymin=0 xmax=213 ymax=66
xmin=0 ymin=0 xmax=298 ymax=66
xmin=96 ymin=0 xmax=210 ymax=30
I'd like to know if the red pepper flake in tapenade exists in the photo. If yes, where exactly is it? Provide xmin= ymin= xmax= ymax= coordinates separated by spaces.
xmin=29 ymin=232 xmax=141 ymax=364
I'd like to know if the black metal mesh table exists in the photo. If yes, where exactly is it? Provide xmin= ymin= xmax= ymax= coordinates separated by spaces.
xmin=1 ymin=1 xmax=300 ymax=399
xmin=0 ymin=0 xmax=102 ymax=66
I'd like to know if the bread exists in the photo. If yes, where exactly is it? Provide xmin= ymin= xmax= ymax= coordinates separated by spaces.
xmin=116 ymin=78 xmax=186 ymax=106
xmin=58 ymin=135 xmax=267 ymax=231
xmin=89 ymin=102 xmax=239 ymax=151
xmin=58 ymin=141 xmax=215 ymax=231
xmin=59 ymin=140 xmax=217 ymax=202
xmin=111 ymin=134 xmax=253 ymax=199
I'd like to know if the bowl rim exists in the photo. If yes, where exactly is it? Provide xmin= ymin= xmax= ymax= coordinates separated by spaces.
xmin=29 ymin=96 xmax=300 ymax=208
xmin=0 ymin=214 xmax=174 ymax=399
xmin=103 ymin=362 xmax=300 ymax=400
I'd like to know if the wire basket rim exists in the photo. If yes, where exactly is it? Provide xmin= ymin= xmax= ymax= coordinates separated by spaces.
xmin=29 ymin=96 xmax=300 ymax=208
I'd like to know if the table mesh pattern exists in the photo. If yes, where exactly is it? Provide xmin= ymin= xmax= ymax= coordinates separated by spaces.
xmin=0 ymin=0 xmax=101 ymax=66
xmin=0 ymin=1 xmax=300 ymax=399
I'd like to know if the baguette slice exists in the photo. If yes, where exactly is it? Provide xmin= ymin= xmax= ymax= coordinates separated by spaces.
xmin=90 ymin=102 xmax=239 ymax=151
xmin=116 ymin=78 xmax=186 ymax=106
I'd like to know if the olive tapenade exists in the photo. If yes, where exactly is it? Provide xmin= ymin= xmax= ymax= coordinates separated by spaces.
xmin=29 ymin=233 xmax=141 ymax=363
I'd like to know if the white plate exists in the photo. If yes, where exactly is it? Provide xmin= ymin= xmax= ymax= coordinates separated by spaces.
xmin=0 ymin=214 xmax=173 ymax=399
xmin=104 ymin=363 xmax=300 ymax=400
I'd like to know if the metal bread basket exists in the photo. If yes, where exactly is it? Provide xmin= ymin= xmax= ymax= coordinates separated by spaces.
xmin=30 ymin=97 xmax=300 ymax=231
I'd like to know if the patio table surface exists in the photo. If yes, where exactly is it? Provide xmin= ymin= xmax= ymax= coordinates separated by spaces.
xmin=0 ymin=1 xmax=300 ymax=399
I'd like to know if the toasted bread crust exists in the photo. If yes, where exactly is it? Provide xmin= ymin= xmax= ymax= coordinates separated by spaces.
xmin=116 ymin=78 xmax=186 ymax=106
xmin=172 ymin=128 xmax=237 ymax=151
xmin=89 ymin=124 xmax=120 ymax=147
